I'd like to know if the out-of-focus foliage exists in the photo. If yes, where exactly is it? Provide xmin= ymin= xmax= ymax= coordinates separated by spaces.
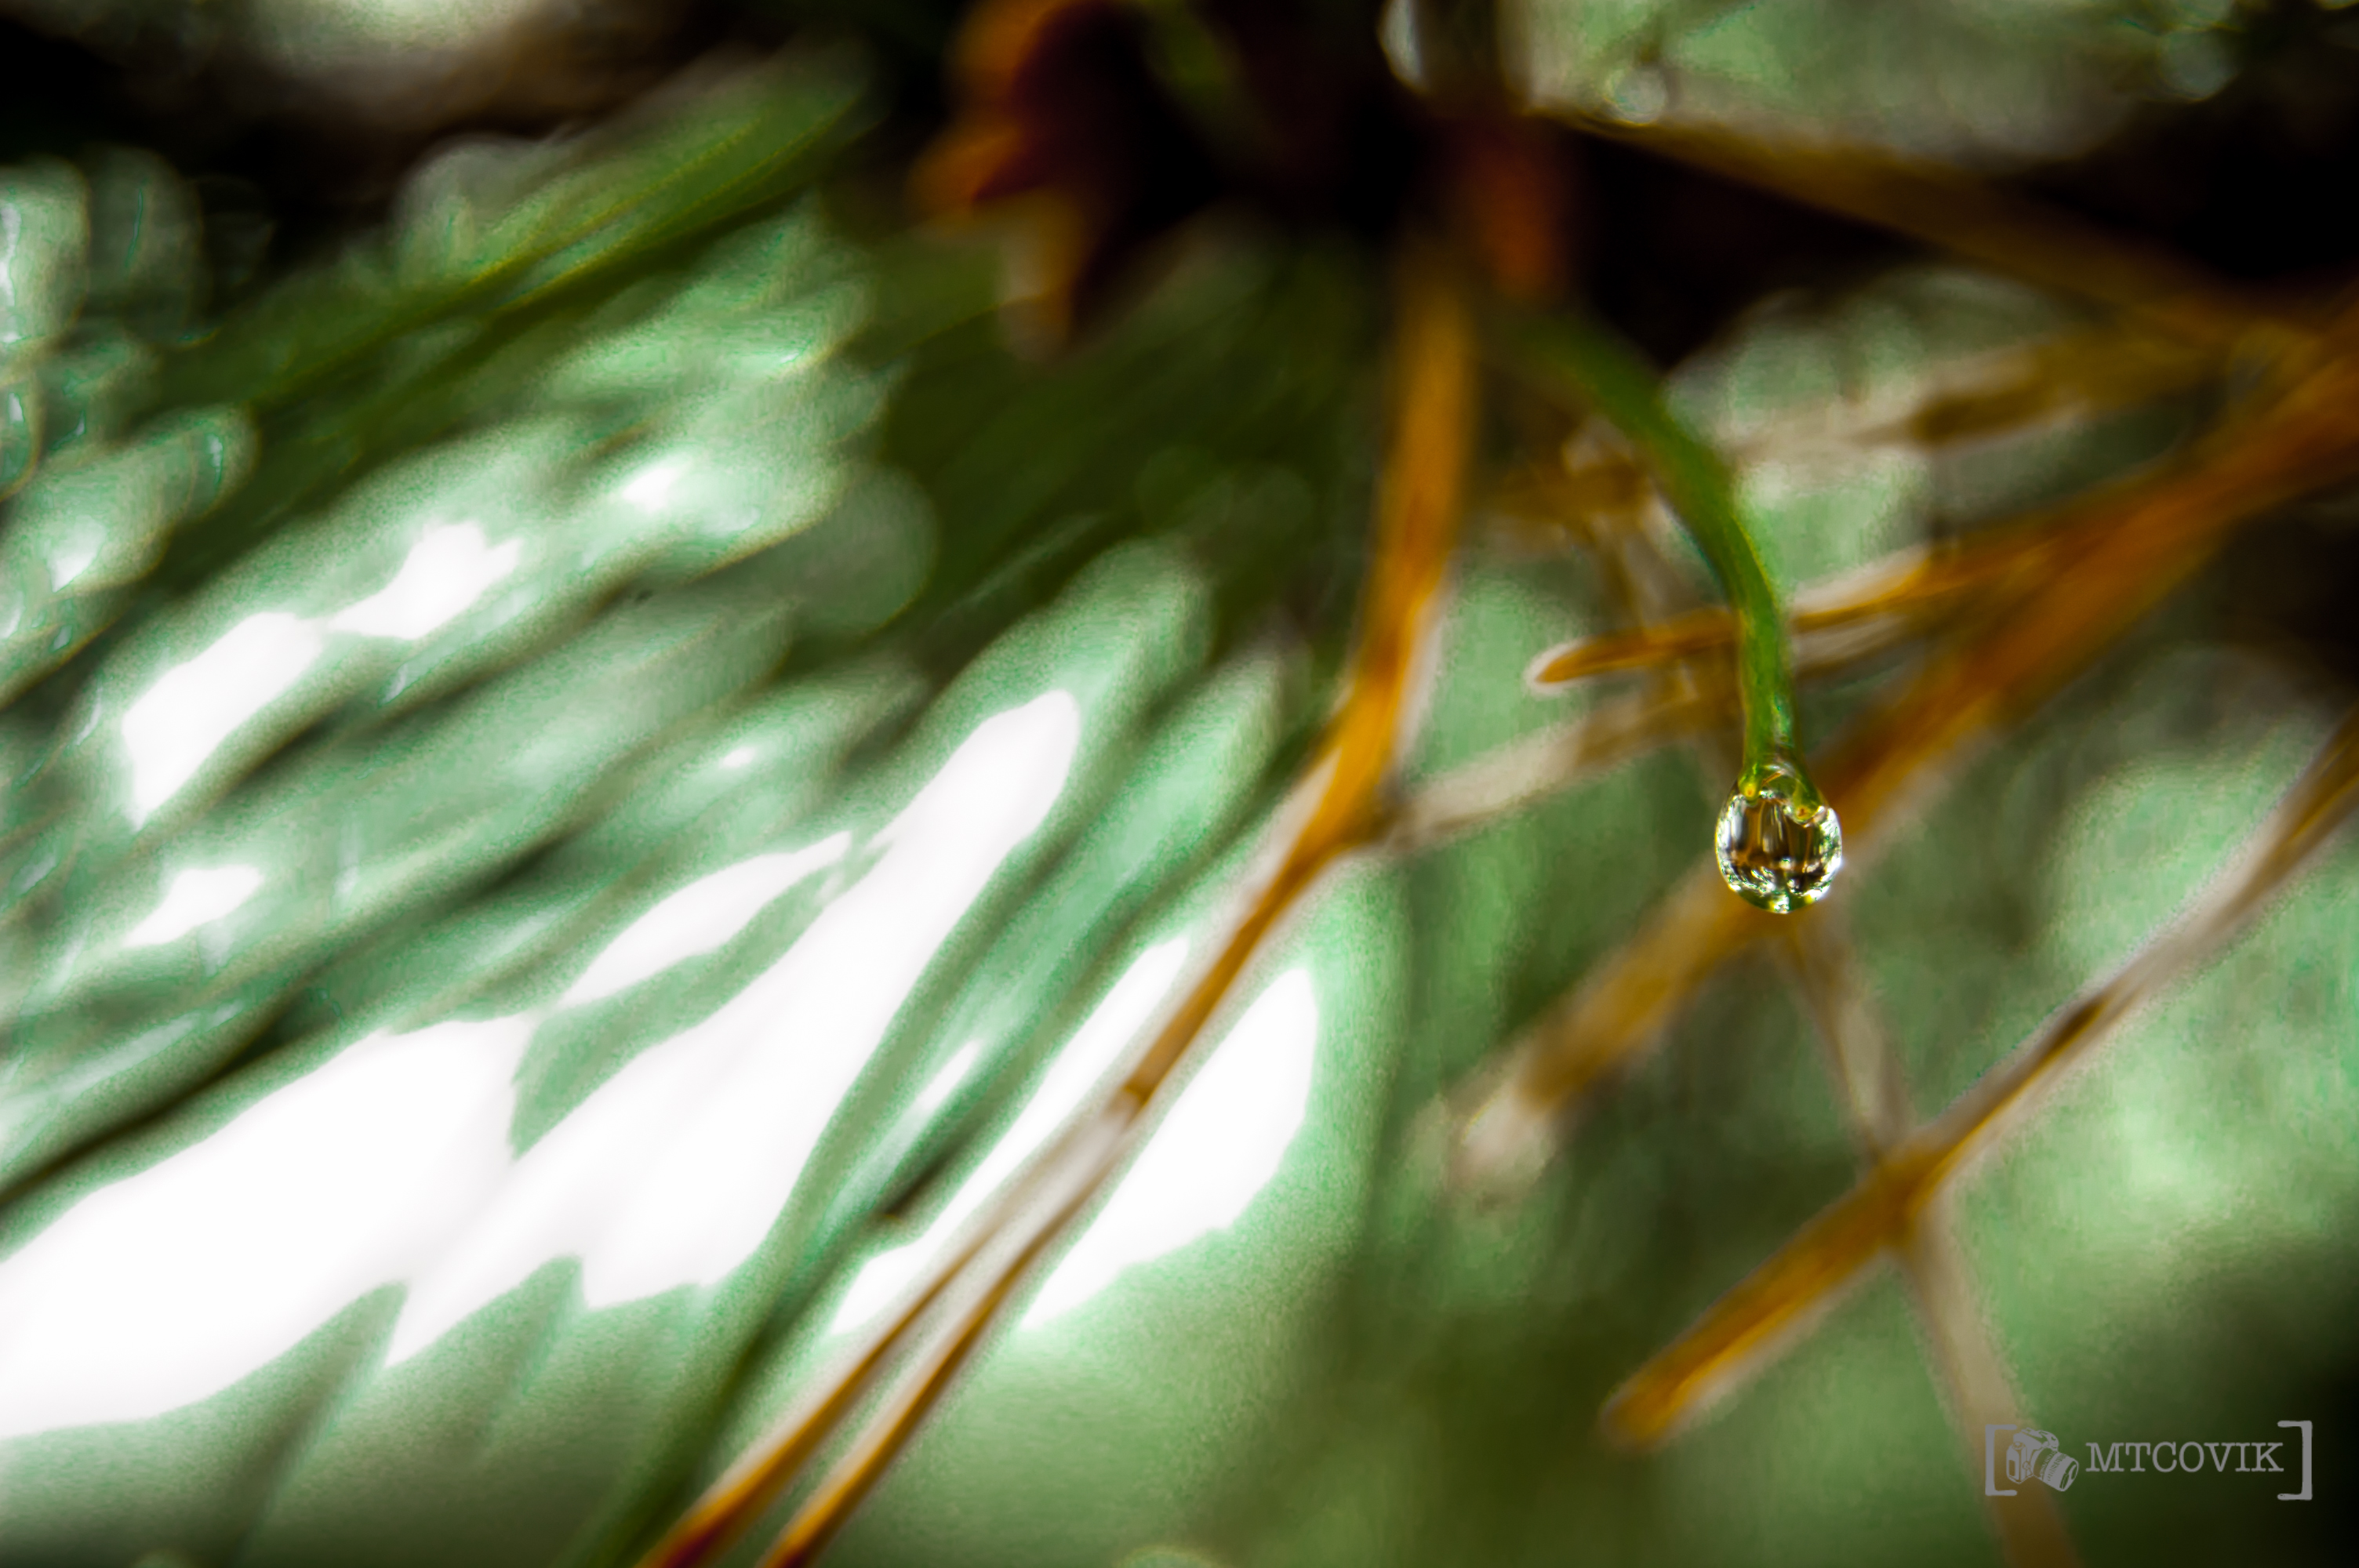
xmin=1509 ymin=0 xmax=2251 ymax=157
xmin=0 ymin=0 xmax=696 ymax=132
xmin=0 ymin=2 xmax=2354 ymax=1568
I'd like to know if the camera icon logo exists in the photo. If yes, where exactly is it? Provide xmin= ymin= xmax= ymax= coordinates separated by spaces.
xmin=2003 ymin=1428 xmax=2078 ymax=1492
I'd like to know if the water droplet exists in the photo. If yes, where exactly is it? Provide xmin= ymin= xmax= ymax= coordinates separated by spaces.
xmin=1716 ymin=766 xmax=1842 ymax=913
xmin=1605 ymin=65 xmax=1670 ymax=125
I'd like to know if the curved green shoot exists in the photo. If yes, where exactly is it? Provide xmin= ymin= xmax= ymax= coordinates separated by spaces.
xmin=1499 ymin=307 xmax=1842 ymax=912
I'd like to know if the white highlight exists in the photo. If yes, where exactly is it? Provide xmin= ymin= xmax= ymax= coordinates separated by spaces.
xmin=46 ymin=534 xmax=101 ymax=593
xmin=118 ymin=526 xmax=522 ymax=826
xmin=124 ymin=865 xmax=267 ymax=949
xmin=0 ymin=1018 xmax=533 ymax=1439
xmin=911 ymin=1041 xmax=981 ymax=1120
xmin=0 ymin=692 xmax=1085 ymax=1436
xmin=388 ymin=691 xmax=1082 ymax=1356
xmin=0 ymin=201 xmax=20 ymax=336
xmin=328 ymin=523 xmax=522 ymax=641
xmin=122 ymin=612 xmax=326 ymax=824
xmin=1023 ymin=967 xmax=1317 ymax=1327
xmin=831 ymin=939 xmax=1190 ymax=1334
xmin=559 ymin=835 xmax=850 ymax=1007
xmin=620 ymin=457 xmax=690 ymax=514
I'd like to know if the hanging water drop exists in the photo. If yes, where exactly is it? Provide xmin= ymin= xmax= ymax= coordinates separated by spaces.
xmin=1715 ymin=761 xmax=1842 ymax=913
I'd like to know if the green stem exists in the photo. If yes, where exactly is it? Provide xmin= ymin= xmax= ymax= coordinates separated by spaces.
xmin=1500 ymin=307 xmax=1823 ymax=813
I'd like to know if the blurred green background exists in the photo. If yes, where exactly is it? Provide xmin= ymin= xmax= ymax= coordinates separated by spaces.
xmin=0 ymin=2 xmax=2352 ymax=1566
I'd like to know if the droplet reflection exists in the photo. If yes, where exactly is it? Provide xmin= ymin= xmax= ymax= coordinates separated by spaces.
xmin=1714 ymin=767 xmax=1843 ymax=913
